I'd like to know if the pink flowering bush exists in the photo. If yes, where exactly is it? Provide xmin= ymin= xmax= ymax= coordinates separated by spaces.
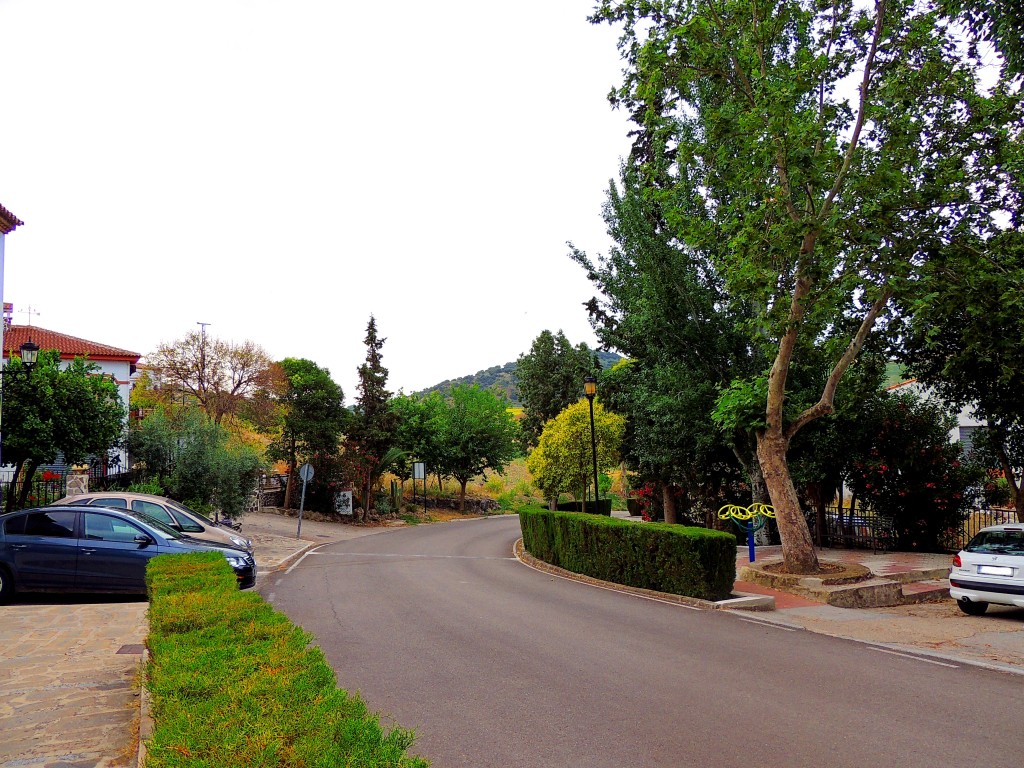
xmin=847 ymin=393 xmax=983 ymax=551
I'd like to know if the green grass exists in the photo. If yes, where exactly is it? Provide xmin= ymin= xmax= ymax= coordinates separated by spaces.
xmin=145 ymin=553 xmax=428 ymax=767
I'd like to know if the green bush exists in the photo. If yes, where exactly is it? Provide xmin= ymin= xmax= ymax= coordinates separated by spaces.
xmin=128 ymin=480 xmax=167 ymax=496
xmin=145 ymin=553 xmax=428 ymax=768
xmin=518 ymin=506 xmax=735 ymax=601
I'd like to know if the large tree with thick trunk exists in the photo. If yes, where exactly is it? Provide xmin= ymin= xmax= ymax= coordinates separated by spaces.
xmin=591 ymin=0 xmax=1021 ymax=571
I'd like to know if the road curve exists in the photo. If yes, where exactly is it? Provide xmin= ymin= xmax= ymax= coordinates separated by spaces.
xmin=263 ymin=515 xmax=1023 ymax=768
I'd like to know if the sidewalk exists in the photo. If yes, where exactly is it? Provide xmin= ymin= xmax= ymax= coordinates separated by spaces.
xmin=731 ymin=545 xmax=1024 ymax=674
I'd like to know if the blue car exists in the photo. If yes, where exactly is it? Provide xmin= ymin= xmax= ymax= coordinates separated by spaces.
xmin=0 ymin=505 xmax=256 ymax=602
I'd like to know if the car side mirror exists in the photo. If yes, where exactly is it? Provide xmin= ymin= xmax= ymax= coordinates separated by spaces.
xmin=134 ymin=534 xmax=154 ymax=546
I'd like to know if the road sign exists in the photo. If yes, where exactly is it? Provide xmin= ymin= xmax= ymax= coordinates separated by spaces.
xmin=299 ymin=462 xmax=314 ymax=482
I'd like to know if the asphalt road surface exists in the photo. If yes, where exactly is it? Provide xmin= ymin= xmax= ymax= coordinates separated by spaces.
xmin=263 ymin=516 xmax=1023 ymax=768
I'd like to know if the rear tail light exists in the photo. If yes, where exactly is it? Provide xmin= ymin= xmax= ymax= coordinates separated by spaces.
xmin=952 ymin=554 xmax=962 ymax=568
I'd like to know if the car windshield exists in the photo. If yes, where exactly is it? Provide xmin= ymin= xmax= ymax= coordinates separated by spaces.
xmin=122 ymin=509 xmax=184 ymax=540
xmin=964 ymin=529 xmax=1024 ymax=555
xmin=166 ymin=499 xmax=216 ymax=525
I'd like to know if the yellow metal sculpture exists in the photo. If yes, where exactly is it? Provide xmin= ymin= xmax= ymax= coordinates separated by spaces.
xmin=718 ymin=503 xmax=776 ymax=561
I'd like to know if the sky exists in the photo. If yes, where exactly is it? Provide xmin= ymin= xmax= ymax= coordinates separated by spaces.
xmin=0 ymin=0 xmax=633 ymax=399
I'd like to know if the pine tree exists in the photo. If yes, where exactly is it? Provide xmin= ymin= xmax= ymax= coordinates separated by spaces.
xmin=344 ymin=316 xmax=399 ymax=518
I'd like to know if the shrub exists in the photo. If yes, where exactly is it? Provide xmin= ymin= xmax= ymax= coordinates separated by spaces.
xmin=128 ymin=480 xmax=166 ymax=496
xmin=518 ymin=506 xmax=735 ymax=600
xmin=145 ymin=553 xmax=428 ymax=768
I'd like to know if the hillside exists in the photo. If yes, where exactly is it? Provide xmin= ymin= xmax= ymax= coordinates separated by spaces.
xmin=417 ymin=350 xmax=622 ymax=406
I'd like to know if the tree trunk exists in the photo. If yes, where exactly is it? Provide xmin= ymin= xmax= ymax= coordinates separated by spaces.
xmin=459 ymin=479 xmax=467 ymax=512
xmin=4 ymin=459 xmax=24 ymax=513
xmin=16 ymin=460 xmax=38 ymax=510
xmin=662 ymin=483 xmax=678 ymax=525
xmin=549 ymin=496 xmax=557 ymax=511
xmin=757 ymin=430 xmax=819 ymax=573
xmin=994 ymin=440 xmax=1023 ymax=521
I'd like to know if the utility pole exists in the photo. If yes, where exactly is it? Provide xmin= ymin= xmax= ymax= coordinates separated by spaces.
xmin=197 ymin=321 xmax=211 ymax=404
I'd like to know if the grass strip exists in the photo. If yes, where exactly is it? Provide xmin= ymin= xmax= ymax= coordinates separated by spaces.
xmin=519 ymin=506 xmax=736 ymax=601
xmin=145 ymin=553 xmax=428 ymax=767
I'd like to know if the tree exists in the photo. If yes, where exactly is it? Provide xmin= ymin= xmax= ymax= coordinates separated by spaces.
xmin=591 ymin=0 xmax=1021 ymax=572
xmin=572 ymin=164 xmax=764 ymax=521
xmin=391 ymin=391 xmax=446 ymax=488
xmin=516 ymin=330 xmax=600 ymax=447
xmin=899 ymin=231 xmax=1024 ymax=518
xmin=148 ymin=331 xmax=273 ymax=424
xmin=265 ymin=358 xmax=346 ymax=510
xmin=344 ymin=316 xmax=399 ymax=518
xmin=129 ymin=407 xmax=265 ymax=516
xmin=434 ymin=385 xmax=520 ymax=511
xmin=527 ymin=399 xmax=625 ymax=510
xmin=2 ymin=351 xmax=126 ymax=511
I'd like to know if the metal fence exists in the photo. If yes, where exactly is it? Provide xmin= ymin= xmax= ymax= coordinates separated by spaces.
xmin=0 ymin=475 xmax=68 ymax=511
xmin=811 ymin=505 xmax=1021 ymax=552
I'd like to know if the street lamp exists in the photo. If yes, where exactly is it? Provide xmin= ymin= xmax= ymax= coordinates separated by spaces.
xmin=0 ymin=339 xmax=41 ymax=469
xmin=583 ymin=375 xmax=599 ymax=514
xmin=19 ymin=340 xmax=39 ymax=370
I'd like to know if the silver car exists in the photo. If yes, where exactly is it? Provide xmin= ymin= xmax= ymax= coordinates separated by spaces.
xmin=949 ymin=524 xmax=1024 ymax=615
xmin=55 ymin=492 xmax=253 ymax=553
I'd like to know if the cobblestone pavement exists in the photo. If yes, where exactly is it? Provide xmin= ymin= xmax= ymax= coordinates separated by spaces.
xmin=0 ymin=597 xmax=148 ymax=768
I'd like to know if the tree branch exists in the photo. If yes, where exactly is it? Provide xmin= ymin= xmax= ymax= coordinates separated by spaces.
xmin=785 ymin=287 xmax=893 ymax=439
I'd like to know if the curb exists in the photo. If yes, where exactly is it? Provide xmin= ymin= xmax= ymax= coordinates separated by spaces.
xmin=267 ymin=541 xmax=322 ymax=574
xmin=137 ymin=649 xmax=152 ymax=768
xmin=513 ymin=539 xmax=772 ymax=611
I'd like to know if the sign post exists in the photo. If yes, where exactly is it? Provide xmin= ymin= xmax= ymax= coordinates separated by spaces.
xmin=297 ymin=462 xmax=314 ymax=538
xmin=413 ymin=462 xmax=425 ymax=516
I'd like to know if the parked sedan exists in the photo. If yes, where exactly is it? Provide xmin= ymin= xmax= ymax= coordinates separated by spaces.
xmin=949 ymin=524 xmax=1024 ymax=615
xmin=54 ymin=492 xmax=252 ymax=553
xmin=0 ymin=506 xmax=256 ymax=603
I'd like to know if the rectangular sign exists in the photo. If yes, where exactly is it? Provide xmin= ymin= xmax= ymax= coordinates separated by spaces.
xmin=413 ymin=462 xmax=425 ymax=480
xmin=334 ymin=491 xmax=353 ymax=516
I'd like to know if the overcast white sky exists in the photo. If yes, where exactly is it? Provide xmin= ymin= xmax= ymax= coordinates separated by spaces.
xmin=0 ymin=0 xmax=632 ymax=399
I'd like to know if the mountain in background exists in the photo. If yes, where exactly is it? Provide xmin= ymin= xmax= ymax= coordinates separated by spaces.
xmin=416 ymin=350 xmax=623 ymax=406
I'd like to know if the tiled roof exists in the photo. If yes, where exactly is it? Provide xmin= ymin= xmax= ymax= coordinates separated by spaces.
xmin=2 ymin=325 xmax=140 ymax=362
xmin=0 ymin=202 xmax=24 ymax=234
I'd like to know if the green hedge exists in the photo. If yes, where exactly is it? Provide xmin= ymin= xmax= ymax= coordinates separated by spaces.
xmin=145 ymin=553 xmax=428 ymax=768
xmin=518 ymin=506 xmax=736 ymax=601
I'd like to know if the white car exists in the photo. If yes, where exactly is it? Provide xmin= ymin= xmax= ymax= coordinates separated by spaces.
xmin=949 ymin=524 xmax=1024 ymax=615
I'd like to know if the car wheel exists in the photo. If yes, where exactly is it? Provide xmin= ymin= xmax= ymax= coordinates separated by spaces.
xmin=0 ymin=566 xmax=13 ymax=605
xmin=957 ymin=599 xmax=988 ymax=616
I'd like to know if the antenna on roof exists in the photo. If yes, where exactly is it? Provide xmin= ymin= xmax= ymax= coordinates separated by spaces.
xmin=18 ymin=305 xmax=40 ymax=326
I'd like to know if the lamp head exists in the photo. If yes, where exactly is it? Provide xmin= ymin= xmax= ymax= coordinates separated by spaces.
xmin=19 ymin=340 xmax=40 ymax=369
xmin=583 ymin=375 xmax=597 ymax=399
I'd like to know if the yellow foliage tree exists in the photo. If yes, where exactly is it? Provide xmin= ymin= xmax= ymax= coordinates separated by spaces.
xmin=526 ymin=399 xmax=625 ymax=510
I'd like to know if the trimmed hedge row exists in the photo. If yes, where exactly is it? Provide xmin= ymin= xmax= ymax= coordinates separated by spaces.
xmin=518 ymin=506 xmax=736 ymax=601
xmin=145 ymin=553 xmax=428 ymax=768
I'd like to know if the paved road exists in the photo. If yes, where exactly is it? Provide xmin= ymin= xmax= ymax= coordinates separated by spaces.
xmin=263 ymin=516 xmax=1023 ymax=768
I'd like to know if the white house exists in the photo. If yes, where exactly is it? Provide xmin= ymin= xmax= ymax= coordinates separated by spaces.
xmin=1 ymin=321 xmax=141 ymax=478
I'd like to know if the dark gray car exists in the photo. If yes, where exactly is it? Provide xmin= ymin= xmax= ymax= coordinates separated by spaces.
xmin=0 ymin=505 xmax=256 ymax=602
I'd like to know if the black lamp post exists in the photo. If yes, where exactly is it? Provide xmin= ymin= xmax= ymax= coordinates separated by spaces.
xmin=583 ymin=375 xmax=599 ymax=513
xmin=19 ymin=340 xmax=39 ymax=370
xmin=0 ymin=340 xmax=41 ymax=468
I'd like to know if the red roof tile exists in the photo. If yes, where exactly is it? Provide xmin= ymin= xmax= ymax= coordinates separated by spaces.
xmin=2 ymin=325 xmax=140 ymax=362
xmin=0 ymin=202 xmax=24 ymax=234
